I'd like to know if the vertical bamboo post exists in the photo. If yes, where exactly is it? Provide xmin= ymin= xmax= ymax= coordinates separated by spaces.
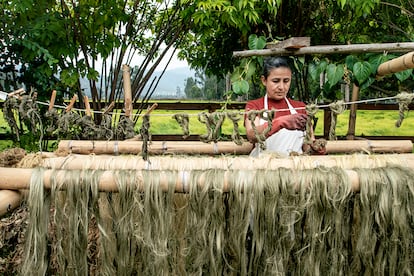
xmin=65 ymin=94 xmax=78 ymax=112
xmin=49 ymin=90 xmax=57 ymax=111
xmin=122 ymin=64 xmax=133 ymax=118
xmin=323 ymin=108 xmax=331 ymax=139
xmin=346 ymin=83 xmax=360 ymax=140
xmin=84 ymin=95 xmax=92 ymax=117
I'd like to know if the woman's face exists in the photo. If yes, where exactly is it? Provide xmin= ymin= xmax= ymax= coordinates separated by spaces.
xmin=261 ymin=67 xmax=292 ymax=101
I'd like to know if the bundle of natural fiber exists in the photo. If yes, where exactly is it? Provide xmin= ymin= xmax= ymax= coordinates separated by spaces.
xmin=13 ymin=165 xmax=414 ymax=275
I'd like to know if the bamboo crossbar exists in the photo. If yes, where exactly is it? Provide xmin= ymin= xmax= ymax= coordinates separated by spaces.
xmin=57 ymin=139 xmax=413 ymax=155
xmin=0 ymin=190 xmax=22 ymax=217
xmin=0 ymin=167 xmax=360 ymax=192
xmin=233 ymin=42 xmax=414 ymax=57
xmin=41 ymin=153 xmax=414 ymax=171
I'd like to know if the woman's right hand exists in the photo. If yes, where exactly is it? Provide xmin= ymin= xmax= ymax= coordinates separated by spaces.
xmin=269 ymin=113 xmax=307 ymax=135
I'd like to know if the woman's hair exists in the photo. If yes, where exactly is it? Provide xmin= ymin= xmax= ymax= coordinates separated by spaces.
xmin=262 ymin=56 xmax=292 ymax=78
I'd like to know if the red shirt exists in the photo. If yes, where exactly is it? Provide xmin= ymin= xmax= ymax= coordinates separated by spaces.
xmin=245 ymin=96 xmax=306 ymax=121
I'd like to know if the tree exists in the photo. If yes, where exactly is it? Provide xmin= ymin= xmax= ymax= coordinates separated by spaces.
xmin=175 ymin=0 xmax=413 ymax=102
xmin=1 ymin=0 xmax=195 ymax=119
xmin=184 ymin=77 xmax=202 ymax=99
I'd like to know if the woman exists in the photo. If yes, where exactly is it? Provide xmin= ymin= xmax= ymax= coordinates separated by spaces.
xmin=244 ymin=56 xmax=311 ymax=157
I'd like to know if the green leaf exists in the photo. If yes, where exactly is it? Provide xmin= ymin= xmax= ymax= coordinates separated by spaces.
xmin=232 ymin=79 xmax=249 ymax=95
xmin=353 ymin=61 xmax=372 ymax=84
xmin=245 ymin=61 xmax=257 ymax=79
xmin=248 ymin=34 xmax=266 ymax=50
xmin=360 ymin=76 xmax=375 ymax=90
xmin=326 ymin=63 xmax=344 ymax=88
xmin=345 ymin=55 xmax=359 ymax=71
xmin=230 ymin=67 xmax=243 ymax=82
xmin=368 ymin=54 xmax=390 ymax=73
xmin=308 ymin=63 xmax=319 ymax=81
xmin=395 ymin=69 xmax=413 ymax=82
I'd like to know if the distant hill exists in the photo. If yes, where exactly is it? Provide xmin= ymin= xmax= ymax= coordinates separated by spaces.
xmin=79 ymin=66 xmax=195 ymax=99
xmin=146 ymin=66 xmax=195 ymax=99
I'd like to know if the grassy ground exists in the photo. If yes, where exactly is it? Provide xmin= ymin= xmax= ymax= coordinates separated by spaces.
xmin=0 ymin=109 xmax=413 ymax=151
xmin=145 ymin=109 xmax=414 ymax=137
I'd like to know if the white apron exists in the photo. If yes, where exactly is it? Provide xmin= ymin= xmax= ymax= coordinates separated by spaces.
xmin=250 ymin=95 xmax=305 ymax=157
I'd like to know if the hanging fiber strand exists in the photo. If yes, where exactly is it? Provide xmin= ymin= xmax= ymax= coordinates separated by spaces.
xmin=395 ymin=92 xmax=414 ymax=127
xmin=226 ymin=111 xmax=244 ymax=145
xmin=304 ymin=103 xmax=319 ymax=145
xmin=13 ymin=166 xmax=414 ymax=274
xmin=328 ymin=100 xmax=347 ymax=141
xmin=173 ymin=113 xmax=190 ymax=139
xmin=198 ymin=112 xmax=226 ymax=143
xmin=247 ymin=109 xmax=274 ymax=150
xmin=139 ymin=113 xmax=151 ymax=160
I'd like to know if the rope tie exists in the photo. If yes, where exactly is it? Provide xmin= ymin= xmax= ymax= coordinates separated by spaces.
xmin=226 ymin=111 xmax=244 ymax=145
xmin=304 ymin=103 xmax=319 ymax=145
xmin=247 ymin=109 xmax=274 ymax=150
xmin=198 ymin=112 xmax=225 ymax=143
xmin=98 ymin=113 xmax=114 ymax=140
xmin=139 ymin=113 xmax=151 ymax=160
xmin=328 ymin=100 xmax=346 ymax=141
xmin=395 ymin=92 xmax=414 ymax=127
xmin=115 ymin=116 xmax=135 ymax=140
xmin=172 ymin=113 xmax=190 ymax=139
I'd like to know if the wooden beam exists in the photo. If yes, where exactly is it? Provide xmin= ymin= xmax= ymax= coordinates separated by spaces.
xmin=56 ymin=139 xmax=413 ymax=155
xmin=0 ymin=167 xmax=361 ymax=193
xmin=266 ymin=37 xmax=310 ymax=50
xmin=233 ymin=42 xmax=414 ymax=58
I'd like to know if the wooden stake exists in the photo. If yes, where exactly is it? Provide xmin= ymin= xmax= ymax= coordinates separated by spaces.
xmin=49 ymin=90 xmax=57 ymax=111
xmin=145 ymin=103 xmax=158 ymax=115
xmin=84 ymin=95 xmax=92 ymax=117
xmin=122 ymin=64 xmax=132 ymax=118
xmin=346 ymin=83 xmax=360 ymax=140
xmin=65 ymin=94 xmax=78 ymax=112
xmin=103 ymin=101 xmax=115 ymax=114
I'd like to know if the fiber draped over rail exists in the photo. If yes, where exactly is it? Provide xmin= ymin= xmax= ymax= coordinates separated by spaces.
xmin=40 ymin=153 xmax=414 ymax=171
xmin=0 ymin=167 xmax=360 ymax=192
xmin=18 ymin=165 xmax=414 ymax=275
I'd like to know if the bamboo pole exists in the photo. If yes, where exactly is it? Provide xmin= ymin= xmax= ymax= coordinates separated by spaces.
xmin=0 ymin=190 xmax=22 ymax=217
xmin=233 ymin=42 xmax=414 ymax=58
xmin=57 ymin=139 xmax=413 ymax=155
xmin=0 ymin=167 xmax=360 ymax=192
xmin=41 ymin=153 xmax=414 ymax=171
xmin=65 ymin=94 xmax=78 ymax=112
xmin=325 ymin=140 xmax=413 ymax=154
xmin=58 ymin=140 xmax=254 ymax=155
xmin=346 ymin=83 xmax=360 ymax=140
xmin=84 ymin=95 xmax=92 ymax=117
xmin=376 ymin=51 xmax=414 ymax=77
xmin=49 ymin=90 xmax=57 ymax=111
xmin=122 ymin=64 xmax=133 ymax=118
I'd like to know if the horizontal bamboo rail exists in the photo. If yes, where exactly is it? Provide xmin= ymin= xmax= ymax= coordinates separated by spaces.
xmin=233 ymin=42 xmax=414 ymax=58
xmin=41 ymin=153 xmax=414 ymax=171
xmin=0 ymin=167 xmax=360 ymax=193
xmin=57 ymin=139 xmax=413 ymax=155
xmin=0 ymin=190 xmax=22 ymax=217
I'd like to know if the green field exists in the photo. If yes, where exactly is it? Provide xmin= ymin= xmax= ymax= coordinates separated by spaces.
xmin=0 ymin=109 xmax=413 ymax=151
xmin=144 ymin=109 xmax=414 ymax=137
